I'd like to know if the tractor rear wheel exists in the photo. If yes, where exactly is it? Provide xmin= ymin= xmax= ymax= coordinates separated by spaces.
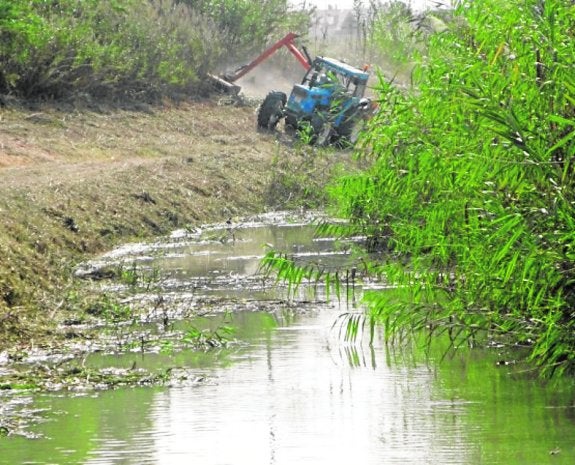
xmin=257 ymin=92 xmax=287 ymax=130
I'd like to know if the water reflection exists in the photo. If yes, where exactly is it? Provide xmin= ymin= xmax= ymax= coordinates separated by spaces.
xmin=143 ymin=310 xmax=469 ymax=465
xmin=7 ymin=304 xmax=575 ymax=465
xmin=3 ymin=213 xmax=575 ymax=465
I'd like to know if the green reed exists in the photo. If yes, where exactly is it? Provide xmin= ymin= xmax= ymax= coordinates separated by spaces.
xmin=330 ymin=0 xmax=575 ymax=377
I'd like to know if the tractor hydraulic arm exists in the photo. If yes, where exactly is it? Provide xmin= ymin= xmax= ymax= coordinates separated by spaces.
xmin=224 ymin=33 xmax=311 ymax=83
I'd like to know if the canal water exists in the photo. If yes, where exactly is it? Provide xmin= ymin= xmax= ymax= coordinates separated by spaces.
xmin=2 ymin=212 xmax=575 ymax=464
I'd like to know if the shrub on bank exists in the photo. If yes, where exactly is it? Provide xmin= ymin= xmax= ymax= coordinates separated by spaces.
xmin=0 ymin=0 xmax=310 ymax=101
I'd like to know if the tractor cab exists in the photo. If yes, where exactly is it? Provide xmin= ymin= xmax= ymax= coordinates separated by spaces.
xmin=285 ymin=57 xmax=369 ymax=128
xmin=303 ymin=57 xmax=369 ymax=97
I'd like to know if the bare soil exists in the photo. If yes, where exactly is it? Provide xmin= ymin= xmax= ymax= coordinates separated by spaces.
xmin=0 ymin=98 xmax=346 ymax=350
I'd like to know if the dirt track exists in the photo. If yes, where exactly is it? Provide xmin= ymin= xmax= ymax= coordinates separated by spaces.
xmin=0 ymin=98 xmax=341 ymax=348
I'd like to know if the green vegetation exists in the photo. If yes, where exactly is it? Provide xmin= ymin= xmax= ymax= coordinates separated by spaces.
xmin=266 ymin=0 xmax=575 ymax=377
xmin=344 ymin=0 xmax=575 ymax=377
xmin=180 ymin=0 xmax=312 ymax=61
xmin=0 ymin=0 xmax=310 ymax=101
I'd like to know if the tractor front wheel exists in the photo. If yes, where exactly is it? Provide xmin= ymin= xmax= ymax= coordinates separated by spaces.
xmin=310 ymin=113 xmax=332 ymax=146
xmin=337 ymin=117 xmax=364 ymax=148
xmin=315 ymin=123 xmax=332 ymax=146
xmin=257 ymin=92 xmax=287 ymax=130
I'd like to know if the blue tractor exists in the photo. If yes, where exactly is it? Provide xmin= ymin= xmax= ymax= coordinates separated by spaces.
xmin=256 ymin=56 xmax=372 ymax=146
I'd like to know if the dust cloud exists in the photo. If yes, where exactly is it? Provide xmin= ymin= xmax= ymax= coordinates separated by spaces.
xmin=232 ymin=61 xmax=305 ymax=99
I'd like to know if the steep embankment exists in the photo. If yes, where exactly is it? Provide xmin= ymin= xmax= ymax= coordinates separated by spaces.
xmin=0 ymin=99 xmax=337 ymax=348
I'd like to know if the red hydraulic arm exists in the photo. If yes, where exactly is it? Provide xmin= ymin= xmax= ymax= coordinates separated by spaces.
xmin=224 ymin=33 xmax=311 ymax=82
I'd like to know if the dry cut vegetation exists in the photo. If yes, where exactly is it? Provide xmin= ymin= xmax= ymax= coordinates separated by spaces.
xmin=0 ymin=98 xmax=348 ymax=349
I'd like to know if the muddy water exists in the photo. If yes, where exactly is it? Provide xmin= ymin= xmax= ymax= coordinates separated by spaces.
xmin=2 ymin=212 xmax=575 ymax=464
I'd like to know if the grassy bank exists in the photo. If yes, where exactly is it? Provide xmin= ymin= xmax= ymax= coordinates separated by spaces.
xmin=0 ymin=98 xmax=346 ymax=351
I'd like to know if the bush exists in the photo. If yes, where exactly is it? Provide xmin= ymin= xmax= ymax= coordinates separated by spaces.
xmin=180 ymin=0 xmax=312 ymax=62
xmin=0 ymin=0 xmax=310 ymax=101
xmin=330 ymin=0 xmax=575 ymax=376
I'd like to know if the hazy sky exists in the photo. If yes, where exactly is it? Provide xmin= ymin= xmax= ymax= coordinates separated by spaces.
xmin=296 ymin=0 xmax=441 ymax=11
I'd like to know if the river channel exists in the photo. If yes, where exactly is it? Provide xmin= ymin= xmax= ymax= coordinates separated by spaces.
xmin=2 ymin=212 xmax=575 ymax=464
